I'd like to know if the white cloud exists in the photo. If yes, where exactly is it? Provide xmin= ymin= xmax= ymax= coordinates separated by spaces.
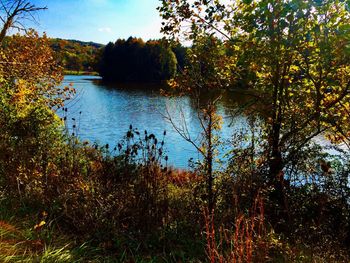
xmin=98 ymin=27 xmax=112 ymax=33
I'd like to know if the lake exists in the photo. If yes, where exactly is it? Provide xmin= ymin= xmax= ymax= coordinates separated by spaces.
xmin=59 ymin=75 xmax=346 ymax=168
xmin=59 ymin=75 xmax=248 ymax=168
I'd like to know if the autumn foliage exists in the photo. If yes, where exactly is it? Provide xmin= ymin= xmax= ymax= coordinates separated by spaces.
xmin=1 ymin=0 xmax=350 ymax=261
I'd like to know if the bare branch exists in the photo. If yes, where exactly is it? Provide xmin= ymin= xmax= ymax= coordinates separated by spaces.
xmin=0 ymin=0 xmax=47 ymax=44
xmin=163 ymin=102 xmax=205 ymax=157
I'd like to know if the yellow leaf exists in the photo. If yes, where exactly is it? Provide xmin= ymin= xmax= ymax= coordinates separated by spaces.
xmin=34 ymin=221 xmax=46 ymax=230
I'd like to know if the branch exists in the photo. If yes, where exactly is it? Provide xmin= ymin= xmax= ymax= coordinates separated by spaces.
xmin=163 ymin=102 xmax=205 ymax=157
xmin=280 ymin=80 xmax=350 ymax=146
xmin=0 ymin=0 xmax=47 ymax=44
xmin=284 ymin=126 xmax=329 ymax=166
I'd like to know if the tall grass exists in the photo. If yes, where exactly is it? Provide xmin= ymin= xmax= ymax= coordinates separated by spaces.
xmin=204 ymin=194 xmax=268 ymax=263
xmin=0 ymin=219 xmax=73 ymax=262
xmin=0 ymin=219 xmax=128 ymax=263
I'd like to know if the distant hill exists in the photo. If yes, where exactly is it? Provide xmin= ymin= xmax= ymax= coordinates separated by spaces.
xmin=56 ymin=38 xmax=104 ymax=49
xmin=49 ymin=38 xmax=104 ymax=73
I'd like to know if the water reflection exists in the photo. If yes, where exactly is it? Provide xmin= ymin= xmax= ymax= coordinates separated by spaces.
xmin=60 ymin=75 xmax=248 ymax=168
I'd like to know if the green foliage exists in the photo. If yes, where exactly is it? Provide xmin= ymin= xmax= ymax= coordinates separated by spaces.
xmin=50 ymin=38 xmax=103 ymax=72
xmin=0 ymin=30 xmax=203 ymax=259
xmin=98 ymin=37 xmax=178 ymax=82
xmin=159 ymin=0 xmax=350 ymax=260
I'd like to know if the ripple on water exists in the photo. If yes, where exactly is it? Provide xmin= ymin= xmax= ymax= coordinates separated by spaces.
xmin=59 ymin=75 xmax=242 ymax=168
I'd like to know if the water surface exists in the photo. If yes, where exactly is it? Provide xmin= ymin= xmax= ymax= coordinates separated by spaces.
xmin=59 ymin=75 xmax=246 ymax=168
xmin=59 ymin=75 xmax=347 ymax=168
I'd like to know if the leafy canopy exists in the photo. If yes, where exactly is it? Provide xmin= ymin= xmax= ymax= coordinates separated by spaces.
xmin=159 ymin=0 xmax=350 ymax=164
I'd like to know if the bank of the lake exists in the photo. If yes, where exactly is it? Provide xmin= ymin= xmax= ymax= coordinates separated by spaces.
xmin=64 ymin=70 xmax=99 ymax=76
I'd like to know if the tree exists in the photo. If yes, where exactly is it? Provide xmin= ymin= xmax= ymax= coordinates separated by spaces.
xmin=98 ymin=37 xmax=178 ymax=82
xmin=0 ymin=30 xmax=74 ymax=109
xmin=164 ymin=35 xmax=236 ymax=213
xmin=159 ymin=0 xmax=350 ymax=222
xmin=0 ymin=29 xmax=76 ymax=198
xmin=0 ymin=0 xmax=47 ymax=44
xmin=50 ymin=39 xmax=103 ymax=72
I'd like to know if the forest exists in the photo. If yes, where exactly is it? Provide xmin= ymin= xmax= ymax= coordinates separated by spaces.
xmin=1 ymin=0 xmax=350 ymax=262
xmin=98 ymin=37 xmax=186 ymax=82
xmin=49 ymin=38 xmax=103 ymax=74
xmin=49 ymin=37 xmax=187 ymax=83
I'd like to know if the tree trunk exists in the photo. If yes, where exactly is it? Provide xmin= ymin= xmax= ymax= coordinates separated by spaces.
xmin=0 ymin=17 xmax=14 ymax=45
xmin=268 ymin=121 xmax=287 ymax=231
xmin=207 ymin=106 xmax=214 ymax=214
xmin=269 ymin=75 xmax=288 ymax=229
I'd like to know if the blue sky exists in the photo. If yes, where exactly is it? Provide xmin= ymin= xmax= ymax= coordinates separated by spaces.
xmin=26 ymin=0 xmax=163 ymax=44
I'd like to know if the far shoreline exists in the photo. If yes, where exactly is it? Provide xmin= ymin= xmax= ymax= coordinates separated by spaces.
xmin=64 ymin=70 xmax=99 ymax=76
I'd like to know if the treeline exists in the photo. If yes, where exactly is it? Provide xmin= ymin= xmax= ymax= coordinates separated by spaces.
xmin=50 ymin=38 xmax=103 ymax=72
xmin=48 ymin=37 xmax=187 ymax=81
xmin=98 ymin=37 xmax=186 ymax=82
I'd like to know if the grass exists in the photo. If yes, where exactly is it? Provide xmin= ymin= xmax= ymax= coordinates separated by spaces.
xmin=0 ymin=201 xmax=100 ymax=263
xmin=0 ymin=219 xmax=75 ymax=262
xmin=0 ymin=214 xmax=192 ymax=263
xmin=0 ymin=218 xmax=206 ymax=262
